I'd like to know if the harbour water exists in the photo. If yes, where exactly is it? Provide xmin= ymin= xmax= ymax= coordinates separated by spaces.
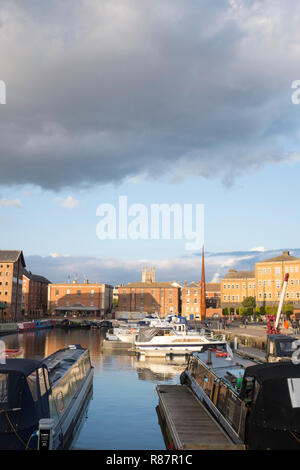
xmin=2 ymin=328 xmax=187 ymax=450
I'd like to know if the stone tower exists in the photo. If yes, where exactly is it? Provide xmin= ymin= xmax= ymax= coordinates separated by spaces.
xmin=142 ymin=265 xmax=156 ymax=283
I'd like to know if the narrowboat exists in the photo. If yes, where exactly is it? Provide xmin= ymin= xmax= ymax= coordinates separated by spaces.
xmin=0 ymin=345 xmax=94 ymax=450
xmin=180 ymin=344 xmax=300 ymax=449
xmin=35 ymin=320 xmax=53 ymax=329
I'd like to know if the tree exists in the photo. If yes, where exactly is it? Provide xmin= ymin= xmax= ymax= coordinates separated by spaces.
xmin=242 ymin=296 xmax=256 ymax=310
xmin=240 ymin=307 xmax=253 ymax=317
xmin=241 ymin=296 xmax=256 ymax=318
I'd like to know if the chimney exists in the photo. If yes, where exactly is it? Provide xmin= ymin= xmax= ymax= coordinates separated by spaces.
xmin=85 ymin=278 xmax=89 ymax=284
xmin=184 ymin=281 xmax=187 ymax=287
xmin=283 ymin=251 xmax=290 ymax=256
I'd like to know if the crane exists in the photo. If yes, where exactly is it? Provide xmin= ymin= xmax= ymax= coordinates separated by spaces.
xmin=266 ymin=273 xmax=289 ymax=335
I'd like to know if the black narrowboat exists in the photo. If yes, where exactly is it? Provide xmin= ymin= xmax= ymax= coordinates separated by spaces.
xmin=181 ymin=345 xmax=300 ymax=449
xmin=0 ymin=345 xmax=94 ymax=450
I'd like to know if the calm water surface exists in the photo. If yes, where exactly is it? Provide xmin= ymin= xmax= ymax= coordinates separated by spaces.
xmin=3 ymin=328 xmax=187 ymax=450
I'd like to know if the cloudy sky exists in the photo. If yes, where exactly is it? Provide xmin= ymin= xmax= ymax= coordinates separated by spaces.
xmin=1 ymin=0 xmax=300 ymax=283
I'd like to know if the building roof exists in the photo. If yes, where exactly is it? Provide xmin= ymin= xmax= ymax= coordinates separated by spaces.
xmin=206 ymin=283 xmax=221 ymax=292
xmin=257 ymin=251 xmax=298 ymax=263
xmin=183 ymin=282 xmax=220 ymax=292
xmin=0 ymin=250 xmax=25 ymax=267
xmin=222 ymin=269 xmax=255 ymax=280
xmin=23 ymin=269 xmax=51 ymax=284
xmin=124 ymin=282 xmax=178 ymax=288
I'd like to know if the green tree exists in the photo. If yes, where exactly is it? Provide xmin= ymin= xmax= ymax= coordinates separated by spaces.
xmin=241 ymin=296 xmax=256 ymax=318
xmin=240 ymin=307 xmax=253 ymax=316
xmin=242 ymin=296 xmax=256 ymax=309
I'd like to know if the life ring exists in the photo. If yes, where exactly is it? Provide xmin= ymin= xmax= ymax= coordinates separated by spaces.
xmin=129 ymin=328 xmax=136 ymax=333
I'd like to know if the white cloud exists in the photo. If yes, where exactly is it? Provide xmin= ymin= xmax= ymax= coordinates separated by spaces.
xmin=250 ymin=246 xmax=265 ymax=252
xmin=57 ymin=196 xmax=79 ymax=209
xmin=0 ymin=198 xmax=23 ymax=208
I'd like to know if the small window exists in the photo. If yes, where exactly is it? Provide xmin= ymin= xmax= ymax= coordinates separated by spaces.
xmin=0 ymin=374 xmax=8 ymax=404
xmin=288 ymin=378 xmax=300 ymax=408
xmin=38 ymin=368 xmax=47 ymax=397
xmin=27 ymin=371 xmax=38 ymax=402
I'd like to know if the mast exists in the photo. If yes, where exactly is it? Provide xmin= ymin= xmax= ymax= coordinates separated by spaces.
xmin=200 ymin=246 xmax=206 ymax=322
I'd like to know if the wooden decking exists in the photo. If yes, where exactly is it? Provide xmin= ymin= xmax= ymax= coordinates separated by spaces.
xmin=156 ymin=385 xmax=244 ymax=450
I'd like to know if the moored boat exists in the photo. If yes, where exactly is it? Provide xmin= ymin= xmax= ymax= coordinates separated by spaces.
xmin=134 ymin=326 xmax=226 ymax=357
xmin=180 ymin=344 xmax=300 ymax=449
xmin=0 ymin=345 xmax=94 ymax=450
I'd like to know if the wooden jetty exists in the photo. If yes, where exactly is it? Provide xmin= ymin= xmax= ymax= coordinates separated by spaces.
xmin=156 ymin=385 xmax=245 ymax=450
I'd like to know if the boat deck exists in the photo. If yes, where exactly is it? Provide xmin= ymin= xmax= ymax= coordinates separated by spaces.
xmin=43 ymin=346 xmax=86 ymax=386
xmin=156 ymin=385 xmax=245 ymax=450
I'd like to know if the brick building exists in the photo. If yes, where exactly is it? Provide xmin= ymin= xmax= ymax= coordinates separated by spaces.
xmin=181 ymin=281 xmax=221 ymax=320
xmin=47 ymin=279 xmax=113 ymax=317
xmin=255 ymin=251 xmax=300 ymax=306
xmin=0 ymin=250 xmax=25 ymax=322
xmin=221 ymin=269 xmax=256 ymax=308
xmin=220 ymin=251 xmax=300 ymax=311
xmin=116 ymin=281 xmax=180 ymax=317
xmin=22 ymin=269 xmax=51 ymax=318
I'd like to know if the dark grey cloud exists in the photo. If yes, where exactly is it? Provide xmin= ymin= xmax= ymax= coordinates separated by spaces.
xmin=1 ymin=0 xmax=300 ymax=190
xmin=24 ymin=248 xmax=300 ymax=285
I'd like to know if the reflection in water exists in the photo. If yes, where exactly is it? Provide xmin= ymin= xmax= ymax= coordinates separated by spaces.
xmin=2 ymin=328 xmax=185 ymax=450
xmin=134 ymin=356 xmax=187 ymax=382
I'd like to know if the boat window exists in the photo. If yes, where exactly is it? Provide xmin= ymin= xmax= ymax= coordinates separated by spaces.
xmin=287 ymin=378 xmax=300 ymax=408
xmin=27 ymin=371 xmax=38 ymax=402
xmin=243 ymin=376 xmax=255 ymax=403
xmin=277 ymin=340 xmax=295 ymax=357
xmin=38 ymin=368 xmax=47 ymax=397
xmin=0 ymin=374 xmax=8 ymax=404
xmin=43 ymin=368 xmax=50 ymax=391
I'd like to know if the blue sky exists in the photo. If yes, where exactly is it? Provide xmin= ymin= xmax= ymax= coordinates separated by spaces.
xmin=1 ymin=156 xmax=300 ymax=261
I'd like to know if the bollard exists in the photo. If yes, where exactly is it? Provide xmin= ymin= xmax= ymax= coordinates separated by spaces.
xmin=234 ymin=336 xmax=238 ymax=351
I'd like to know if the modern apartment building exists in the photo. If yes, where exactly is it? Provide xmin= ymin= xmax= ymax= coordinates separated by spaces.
xmin=0 ymin=250 xmax=25 ymax=321
xmin=47 ymin=279 xmax=113 ymax=316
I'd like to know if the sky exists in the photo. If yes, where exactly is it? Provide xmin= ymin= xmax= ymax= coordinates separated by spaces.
xmin=1 ymin=0 xmax=300 ymax=283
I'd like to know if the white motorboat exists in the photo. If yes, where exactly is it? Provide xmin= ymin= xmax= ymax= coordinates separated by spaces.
xmin=134 ymin=326 xmax=226 ymax=356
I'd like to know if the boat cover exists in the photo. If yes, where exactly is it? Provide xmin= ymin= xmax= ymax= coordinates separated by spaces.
xmin=136 ymin=327 xmax=161 ymax=343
